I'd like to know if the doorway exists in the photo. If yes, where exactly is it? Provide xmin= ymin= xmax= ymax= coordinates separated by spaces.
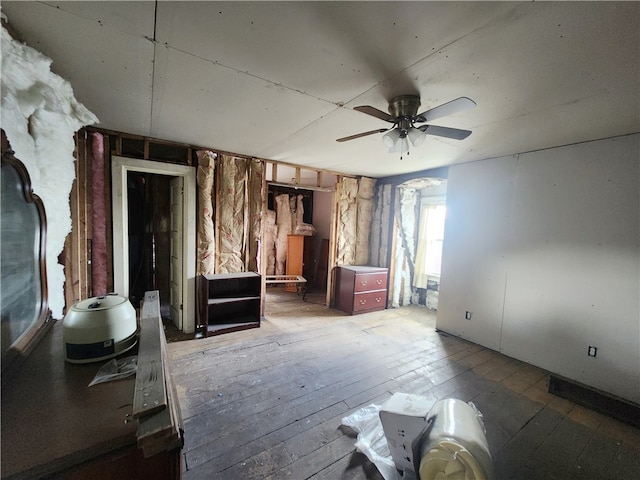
xmin=111 ymin=156 xmax=196 ymax=334
xmin=265 ymin=184 xmax=334 ymax=304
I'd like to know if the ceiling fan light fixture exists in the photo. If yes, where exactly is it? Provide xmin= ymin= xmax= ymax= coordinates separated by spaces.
xmin=408 ymin=127 xmax=427 ymax=147
xmin=389 ymin=136 xmax=410 ymax=155
xmin=382 ymin=128 xmax=401 ymax=148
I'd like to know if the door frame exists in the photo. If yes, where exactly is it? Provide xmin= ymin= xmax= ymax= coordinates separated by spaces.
xmin=111 ymin=156 xmax=197 ymax=334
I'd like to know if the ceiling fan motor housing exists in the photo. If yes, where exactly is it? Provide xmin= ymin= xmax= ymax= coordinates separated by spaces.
xmin=389 ymin=95 xmax=421 ymax=135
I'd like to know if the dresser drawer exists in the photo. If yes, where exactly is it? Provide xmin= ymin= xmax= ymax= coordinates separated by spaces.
xmin=352 ymin=289 xmax=387 ymax=312
xmin=353 ymin=272 xmax=388 ymax=293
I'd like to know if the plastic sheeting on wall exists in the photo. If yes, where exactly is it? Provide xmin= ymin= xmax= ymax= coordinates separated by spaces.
xmin=196 ymin=150 xmax=216 ymax=275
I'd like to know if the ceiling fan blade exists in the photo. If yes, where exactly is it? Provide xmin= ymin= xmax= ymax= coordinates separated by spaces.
xmin=336 ymin=128 xmax=389 ymax=143
xmin=419 ymin=125 xmax=472 ymax=140
xmin=353 ymin=105 xmax=396 ymax=123
xmin=414 ymin=97 xmax=476 ymax=123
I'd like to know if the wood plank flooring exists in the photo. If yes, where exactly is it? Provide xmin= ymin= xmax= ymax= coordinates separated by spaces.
xmin=167 ymin=289 xmax=640 ymax=479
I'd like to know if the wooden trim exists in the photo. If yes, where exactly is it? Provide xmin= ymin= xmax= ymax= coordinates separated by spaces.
xmin=326 ymin=178 xmax=340 ymax=307
xmin=136 ymin=290 xmax=183 ymax=458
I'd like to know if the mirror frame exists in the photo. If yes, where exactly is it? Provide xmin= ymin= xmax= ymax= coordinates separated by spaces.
xmin=1 ymin=133 xmax=53 ymax=377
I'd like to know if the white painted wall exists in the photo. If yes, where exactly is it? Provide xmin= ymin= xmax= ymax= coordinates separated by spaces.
xmin=437 ymin=134 xmax=640 ymax=403
xmin=312 ymin=190 xmax=334 ymax=281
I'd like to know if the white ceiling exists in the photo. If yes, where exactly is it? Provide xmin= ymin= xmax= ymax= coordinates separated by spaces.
xmin=2 ymin=1 xmax=639 ymax=178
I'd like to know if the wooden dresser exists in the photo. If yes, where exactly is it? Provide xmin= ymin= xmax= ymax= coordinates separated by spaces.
xmin=335 ymin=266 xmax=389 ymax=315
xmin=1 ymin=291 xmax=182 ymax=480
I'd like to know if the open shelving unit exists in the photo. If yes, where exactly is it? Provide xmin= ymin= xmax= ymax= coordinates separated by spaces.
xmin=198 ymin=272 xmax=262 ymax=337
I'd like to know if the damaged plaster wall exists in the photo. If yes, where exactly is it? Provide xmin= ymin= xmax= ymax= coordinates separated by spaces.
xmin=1 ymin=24 xmax=98 ymax=318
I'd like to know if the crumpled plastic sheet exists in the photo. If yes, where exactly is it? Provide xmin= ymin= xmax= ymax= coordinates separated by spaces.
xmin=88 ymin=356 xmax=137 ymax=387
xmin=341 ymin=404 xmax=410 ymax=480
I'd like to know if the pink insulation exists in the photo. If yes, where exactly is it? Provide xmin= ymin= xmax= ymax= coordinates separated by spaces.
xmin=90 ymin=132 xmax=107 ymax=296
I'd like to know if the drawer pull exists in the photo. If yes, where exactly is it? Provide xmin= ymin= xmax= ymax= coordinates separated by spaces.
xmin=376 ymin=279 xmax=383 ymax=285
xmin=359 ymin=299 xmax=367 ymax=305
xmin=375 ymin=297 xmax=382 ymax=303
xmin=360 ymin=280 xmax=368 ymax=286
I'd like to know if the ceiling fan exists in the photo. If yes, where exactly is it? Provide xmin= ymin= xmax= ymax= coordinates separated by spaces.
xmin=337 ymin=95 xmax=476 ymax=157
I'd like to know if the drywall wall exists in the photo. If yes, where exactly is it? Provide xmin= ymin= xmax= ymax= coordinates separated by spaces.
xmin=437 ymin=156 xmax=515 ymax=351
xmin=437 ymin=134 xmax=640 ymax=403
xmin=312 ymin=191 xmax=333 ymax=242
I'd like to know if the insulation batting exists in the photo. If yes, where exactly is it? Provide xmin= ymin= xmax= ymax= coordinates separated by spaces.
xmin=370 ymin=183 xmax=393 ymax=267
xmin=355 ymin=177 xmax=376 ymax=265
xmin=264 ymin=210 xmax=277 ymax=275
xmin=274 ymin=194 xmax=292 ymax=275
xmin=196 ymin=150 xmax=216 ymax=275
xmin=336 ymin=177 xmax=358 ymax=266
xmin=247 ymin=160 xmax=263 ymax=273
xmin=292 ymin=194 xmax=304 ymax=233
xmin=217 ymin=155 xmax=247 ymax=273
xmin=1 ymin=25 xmax=98 ymax=318
xmin=90 ymin=132 xmax=107 ymax=295
xmin=391 ymin=188 xmax=419 ymax=307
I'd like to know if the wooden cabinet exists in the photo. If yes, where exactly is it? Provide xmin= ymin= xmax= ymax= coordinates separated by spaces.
xmin=199 ymin=272 xmax=262 ymax=336
xmin=335 ymin=266 xmax=389 ymax=315
xmin=286 ymin=235 xmax=314 ymax=290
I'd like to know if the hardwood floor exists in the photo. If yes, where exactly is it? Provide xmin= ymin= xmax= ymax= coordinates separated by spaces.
xmin=167 ymin=289 xmax=640 ymax=479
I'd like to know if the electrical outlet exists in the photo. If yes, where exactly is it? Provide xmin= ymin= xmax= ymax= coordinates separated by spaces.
xmin=465 ymin=311 xmax=472 ymax=320
xmin=588 ymin=346 xmax=597 ymax=357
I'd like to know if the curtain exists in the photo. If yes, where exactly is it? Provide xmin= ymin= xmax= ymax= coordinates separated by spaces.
xmin=414 ymin=204 xmax=446 ymax=289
